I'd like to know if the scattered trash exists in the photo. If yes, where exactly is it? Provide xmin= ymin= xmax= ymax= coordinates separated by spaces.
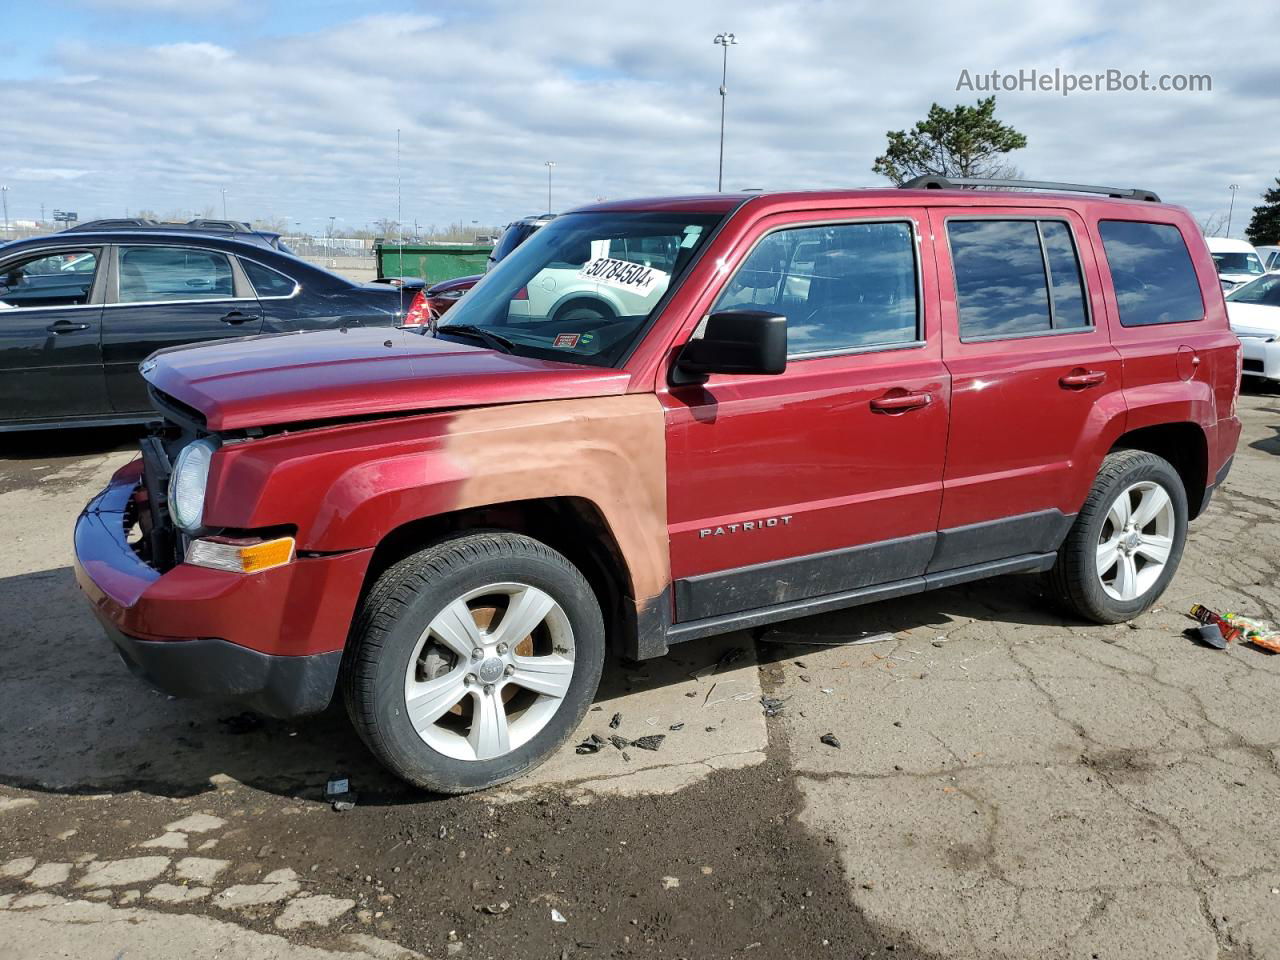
xmin=477 ymin=901 xmax=511 ymax=915
xmin=575 ymin=740 xmax=602 ymax=755
xmin=1189 ymin=603 xmax=1243 ymax=643
xmin=1191 ymin=623 xmax=1228 ymax=650
xmin=326 ymin=777 xmax=356 ymax=811
xmin=820 ymin=687 xmax=834 ymax=695
xmin=630 ymin=735 xmax=666 ymax=752
xmin=794 ymin=660 xmax=807 ymax=668
xmin=1225 ymin=612 xmax=1280 ymax=654
xmin=820 ymin=733 xmax=842 ymax=749
xmin=622 ymin=751 xmax=632 ymax=762
xmin=331 ymin=798 xmax=356 ymax=812
xmin=684 ymin=691 xmax=698 ymax=698
xmin=669 ymin=722 xmax=685 ymax=732
xmin=608 ymin=735 xmax=629 ymax=751
xmin=609 ymin=713 xmax=622 ymax=729
xmin=218 ymin=712 xmax=264 ymax=735
xmin=438 ymin=825 xmax=448 ymax=840
xmin=551 ymin=908 xmax=567 ymax=923
xmin=760 ymin=695 xmax=786 ymax=718
xmin=590 ymin=733 xmax=605 ymax=745
xmin=325 ymin=778 xmax=350 ymax=797
xmin=644 ymin=717 xmax=659 ymax=726
xmin=661 ymin=876 xmax=681 ymax=889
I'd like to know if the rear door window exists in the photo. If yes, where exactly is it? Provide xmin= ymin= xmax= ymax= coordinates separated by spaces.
xmin=1098 ymin=221 xmax=1205 ymax=326
xmin=117 ymin=246 xmax=235 ymax=303
xmin=947 ymin=219 xmax=1093 ymax=339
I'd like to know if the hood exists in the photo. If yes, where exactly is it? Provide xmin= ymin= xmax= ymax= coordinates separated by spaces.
xmin=1227 ymin=302 xmax=1280 ymax=338
xmin=144 ymin=328 xmax=630 ymax=431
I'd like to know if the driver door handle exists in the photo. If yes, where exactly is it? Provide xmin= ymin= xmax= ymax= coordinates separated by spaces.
xmin=870 ymin=391 xmax=932 ymax=413
xmin=220 ymin=310 xmax=259 ymax=325
xmin=1059 ymin=369 xmax=1107 ymax=389
xmin=46 ymin=319 xmax=91 ymax=333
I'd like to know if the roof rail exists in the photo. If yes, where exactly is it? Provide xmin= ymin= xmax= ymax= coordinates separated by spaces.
xmin=62 ymin=218 xmax=264 ymax=236
xmin=900 ymin=175 xmax=1160 ymax=203
xmin=63 ymin=218 xmax=161 ymax=231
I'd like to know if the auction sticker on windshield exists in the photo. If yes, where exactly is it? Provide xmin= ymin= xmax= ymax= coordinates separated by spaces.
xmin=578 ymin=257 xmax=668 ymax=296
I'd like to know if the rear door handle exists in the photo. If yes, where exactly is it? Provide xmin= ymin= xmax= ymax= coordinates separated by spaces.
xmin=46 ymin=320 xmax=91 ymax=333
xmin=1059 ymin=369 xmax=1107 ymax=389
xmin=220 ymin=310 xmax=259 ymax=325
xmin=870 ymin=391 xmax=932 ymax=413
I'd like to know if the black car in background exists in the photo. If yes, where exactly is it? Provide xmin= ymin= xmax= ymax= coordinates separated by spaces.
xmin=0 ymin=227 xmax=422 ymax=431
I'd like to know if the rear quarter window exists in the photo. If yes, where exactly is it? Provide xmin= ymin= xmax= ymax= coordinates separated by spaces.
xmin=1098 ymin=221 xmax=1205 ymax=326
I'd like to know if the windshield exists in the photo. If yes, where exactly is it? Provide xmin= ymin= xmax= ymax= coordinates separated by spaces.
xmin=1211 ymin=251 xmax=1264 ymax=276
xmin=1226 ymin=273 xmax=1280 ymax=306
xmin=439 ymin=211 xmax=723 ymax=366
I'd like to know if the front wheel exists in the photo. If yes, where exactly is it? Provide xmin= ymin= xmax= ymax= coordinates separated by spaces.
xmin=1047 ymin=450 xmax=1188 ymax=624
xmin=342 ymin=532 xmax=605 ymax=793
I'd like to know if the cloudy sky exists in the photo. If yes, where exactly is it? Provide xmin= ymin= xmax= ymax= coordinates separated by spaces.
xmin=3 ymin=0 xmax=1277 ymax=235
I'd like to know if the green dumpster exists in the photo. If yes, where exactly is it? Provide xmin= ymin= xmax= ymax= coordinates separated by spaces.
xmin=375 ymin=242 xmax=494 ymax=285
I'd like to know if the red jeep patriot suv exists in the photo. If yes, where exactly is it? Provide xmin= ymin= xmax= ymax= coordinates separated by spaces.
xmin=74 ymin=177 xmax=1242 ymax=793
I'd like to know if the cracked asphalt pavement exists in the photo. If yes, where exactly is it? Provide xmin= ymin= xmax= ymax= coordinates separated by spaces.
xmin=2 ymin=389 xmax=1279 ymax=959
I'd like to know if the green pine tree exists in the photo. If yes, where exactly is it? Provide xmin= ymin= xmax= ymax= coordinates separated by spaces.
xmin=872 ymin=97 xmax=1028 ymax=185
xmin=1245 ymin=177 xmax=1280 ymax=246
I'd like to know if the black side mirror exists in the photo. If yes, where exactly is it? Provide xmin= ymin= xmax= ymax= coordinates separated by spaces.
xmin=672 ymin=309 xmax=787 ymax=385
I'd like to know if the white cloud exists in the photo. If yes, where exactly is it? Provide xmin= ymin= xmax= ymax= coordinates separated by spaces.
xmin=2 ymin=1 xmax=1276 ymax=233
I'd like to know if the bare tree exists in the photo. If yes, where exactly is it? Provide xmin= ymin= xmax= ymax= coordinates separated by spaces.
xmin=1198 ymin=213 xmax=1228 ymax=237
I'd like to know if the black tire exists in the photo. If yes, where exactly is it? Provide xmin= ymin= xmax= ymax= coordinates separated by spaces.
xmin=342 ymin=531 xmax=605 ymax=794
xmin=552 ymin=298 xmax=615 ymax=326
xmin=1047 ymin=449 xmax=1188 ymax=624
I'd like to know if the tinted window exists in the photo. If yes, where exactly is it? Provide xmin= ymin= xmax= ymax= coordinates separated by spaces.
xmin=0 ymin=250 xmax=98 ymax=309
xmin=714 ymin=221 xmax=918 ymax=356
xmin=1098 ymin=221 xmax=1204 ymax=326
xmin=1040 ymin=221 xmax=1089 ymax=329
xmin=949 ymin=220 xmax=1050 ymax=337
xmin=241 ymin=259 xmax=297 ymax=297
xmin=118 ymin=246 xmax=235 ymax=303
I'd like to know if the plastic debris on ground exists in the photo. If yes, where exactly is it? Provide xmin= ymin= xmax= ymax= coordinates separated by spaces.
xmin=669 ymin=722 xmax=685 ymax=731
xmin=1225 ymin=612 xmax=1280 ymax=654
xmin=551 ymin=908 xmax=567 ymax=923
xmin=1189 ymin=603 xmax=1243 ymax=643
xmin=1192 ymin=623 xmax=1228 ymax=650
xmin=608 ymin=735 xmax=629 ymax=751
xmin=760 ymin=695 xmax=786 ymax=718
xmin=325 ymin=777 xmax=357 ymax=811
xmin=575 ymin=740 xmax=602 ymax=755
xmin=630 ymin=734 xmax=666 ymax=752
xmin=820 ymin=733 xmax=842 ymax=749
xmin=608 ymin=712 xmax=622 ymax=729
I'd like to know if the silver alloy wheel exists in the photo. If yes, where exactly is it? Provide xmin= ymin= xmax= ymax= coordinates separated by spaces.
xmin=1096 ymin=480 xmax=1176 ymax=602
xmin=402 ymin=582 xmax=575 ymax=762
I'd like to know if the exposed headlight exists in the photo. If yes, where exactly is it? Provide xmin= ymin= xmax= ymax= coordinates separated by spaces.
xmin=168 ymin=438 xmax=218 ymax=533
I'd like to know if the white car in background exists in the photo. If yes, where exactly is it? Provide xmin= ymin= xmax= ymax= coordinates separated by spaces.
xmin=1207 ymin=236 xmax=1266 ymax=292
xmin=1256 ymin=244 xmax=1280 ymax=272
xmin=1226 ymin=272 xmax=1280 ymax=381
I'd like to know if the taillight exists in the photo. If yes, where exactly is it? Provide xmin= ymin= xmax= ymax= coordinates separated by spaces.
xmin=401 ymin=289 xmax=430 ymax=328
xmin=512 ymin=286 xmax=528 ymax=301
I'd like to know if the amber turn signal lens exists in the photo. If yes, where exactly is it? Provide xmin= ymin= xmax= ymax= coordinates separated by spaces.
xmin=186 ymin=536 xmax=296 ymax=574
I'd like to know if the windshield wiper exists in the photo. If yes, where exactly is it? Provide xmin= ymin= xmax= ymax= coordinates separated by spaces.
xmin=436 ymin=324 xmax=516 ymax=354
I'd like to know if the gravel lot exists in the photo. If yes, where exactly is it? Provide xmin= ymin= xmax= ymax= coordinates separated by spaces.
xmin=1 ymin=389 xmax=1278 ymax=959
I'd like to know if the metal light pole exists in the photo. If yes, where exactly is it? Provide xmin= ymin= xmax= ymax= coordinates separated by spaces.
xmin=220 ymin=187 xmax=228 ymax=219
xmin=1 ymin=186 xmax=8 ymax=237
xmin=544 ymin=161 xmax=555 ymax=214
xmin=1226 ymin=184 xmax=1240 ymax=238
xmin=713 ymin=32 xmax=737 ymax=193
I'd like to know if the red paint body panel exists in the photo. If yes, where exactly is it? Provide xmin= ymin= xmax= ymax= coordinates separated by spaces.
xmin=146 ymin=327 xmax=630 ymax=430
xmin=658 ymin=206 xmax=949 ymax=589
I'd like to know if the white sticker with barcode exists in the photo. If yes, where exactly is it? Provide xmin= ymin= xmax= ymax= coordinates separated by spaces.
xmin=577 ymin=257 xmax=667 ymax=295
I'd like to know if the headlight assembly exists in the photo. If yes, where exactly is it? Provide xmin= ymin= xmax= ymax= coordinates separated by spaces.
xmin=167 ymin=438 xmax=218 ymax=533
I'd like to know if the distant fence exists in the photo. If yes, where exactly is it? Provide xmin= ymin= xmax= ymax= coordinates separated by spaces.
xmin=281 ymin=237 xmax=373 ymax=258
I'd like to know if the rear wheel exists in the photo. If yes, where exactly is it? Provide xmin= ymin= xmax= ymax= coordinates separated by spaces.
xmin=552 ymin=298 xmax=615 ymax=326
xmin=342 ymin=532 xmax=605 ymax=793
xmin=1047 ymin=450 xmax=1188 ymax=624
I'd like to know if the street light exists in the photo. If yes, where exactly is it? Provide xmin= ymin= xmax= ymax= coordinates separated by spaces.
xmin=0 ymin=185 xmax=8 ymax=237
xmin=220 ymin=187 xmax=228 ymax=220
xmin=1226 ymin=184 xmax=1240 ymax=238
xmin=713 ymin=32 xmax=737 ymax=193
xmin=544 ymin=161 xmax=555 ymax=214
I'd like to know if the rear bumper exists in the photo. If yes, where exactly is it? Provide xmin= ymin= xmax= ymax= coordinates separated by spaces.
xmin=74 ymin=460 xmax=372 ymax=717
